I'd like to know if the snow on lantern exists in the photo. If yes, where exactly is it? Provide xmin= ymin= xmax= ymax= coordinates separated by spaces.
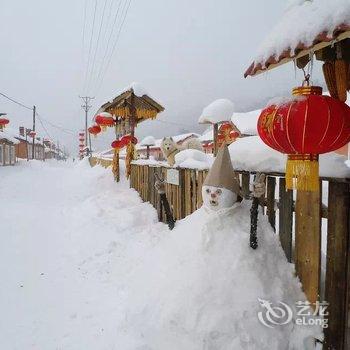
xmin=0 ymin=117 xmax=10 ymax=130
xmin=95 ymin=112 xmax=114 ymax=131
xmin=88 ymin=125 xmax=101 ymax=137
xmin=217 ymin=122 xmax=240 ymax=148
xmin=258 ymin=85 xmax=350 ymax=191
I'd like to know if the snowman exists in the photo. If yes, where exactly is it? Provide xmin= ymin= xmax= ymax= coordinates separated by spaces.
xmin=202 ymin=144 xmax=242 ymax=211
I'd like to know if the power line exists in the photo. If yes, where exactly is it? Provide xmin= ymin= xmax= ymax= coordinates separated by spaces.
xmin=0 ymin=92 xmax=33 ymax=110
xmin=93 ymin=0 xmax=123 ymax=95
xmin=83 ymin=0 xmax=98 ymax=94
xmin=94 ymin=0 xmax=131 ymax=97
xmin=86 ymin=0 xmax=109 ymax=94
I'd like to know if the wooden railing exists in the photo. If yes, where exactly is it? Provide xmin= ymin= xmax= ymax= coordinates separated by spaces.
xmin=89 ymin=156 xmax=113 ymax=168
xmin=130 ymin=163 xmax=350 ymax=350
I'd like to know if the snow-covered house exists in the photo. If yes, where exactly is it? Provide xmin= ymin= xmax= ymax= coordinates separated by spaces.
xmin=0 ymin=129 xmax=19 ymax=166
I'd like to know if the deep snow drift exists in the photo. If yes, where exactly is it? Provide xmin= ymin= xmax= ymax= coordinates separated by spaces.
xmin=0 ymin=160 xmax=320 ymax=349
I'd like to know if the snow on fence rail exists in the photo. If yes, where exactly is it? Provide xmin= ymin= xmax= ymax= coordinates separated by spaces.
xmin=130 ymin=163 xmax=350 ymax=349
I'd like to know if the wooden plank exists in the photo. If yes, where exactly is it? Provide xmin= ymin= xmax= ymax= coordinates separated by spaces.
xmin=266 ymin=177 xmax=276 ymax=231
xmin=241 ymin=173 xmax=250 ymax=199
xmin=278 ymin=178 xmax=293 ymax=262
xmin=295 ymin=188 xmax=321 ymax=305
xmin=324 ymin=182 xmax=350 ymax=350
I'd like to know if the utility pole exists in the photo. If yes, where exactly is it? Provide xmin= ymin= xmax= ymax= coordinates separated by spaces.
xmin=32 ymin=105 xmax=36 ymax=159
xmin=79 ymin=96 xmax=94 ymax=153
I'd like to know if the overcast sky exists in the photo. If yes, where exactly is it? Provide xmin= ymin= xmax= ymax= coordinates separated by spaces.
xmin=0 ymin=0 xmax=325 ymax=154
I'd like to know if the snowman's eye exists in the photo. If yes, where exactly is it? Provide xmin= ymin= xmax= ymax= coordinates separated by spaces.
xmin=206 ymin=188 xmax=210 ymax=194
xmin=216 ymin=189 xmax=222 ymax=195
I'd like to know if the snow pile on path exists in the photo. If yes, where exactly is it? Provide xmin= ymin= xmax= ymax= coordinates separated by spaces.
xmin=117 ymin=203 xmax=321 ymax=349
xmin=229 ymin=136 xmax=350 ymax=178
xmin=253 ymin=0 xmax=350 ymax=66
xmin=174 ymin=149 xmax=213 ymax=170
xmin=0 ymin=159 xmax=321 ymax=349
xmin=199 ymin=99 xmax=235 ymax=124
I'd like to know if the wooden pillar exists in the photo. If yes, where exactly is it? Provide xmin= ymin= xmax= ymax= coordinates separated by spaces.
xmin=324 ymin=182 xmax=350 ymax=350
xmin=295 ymin=188 xmax=321 ymax=304
xmin=213 ymin=123 xmax=218 ymax=156
xmin=266 ymin=177 xmax=276 ymax=230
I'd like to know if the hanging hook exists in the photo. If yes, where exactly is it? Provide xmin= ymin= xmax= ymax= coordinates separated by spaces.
xmin=301 ymin=68 xmax=311 ymax=87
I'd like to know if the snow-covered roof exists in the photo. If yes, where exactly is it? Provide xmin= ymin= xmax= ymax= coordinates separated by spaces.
xmin=199 ymin=128 xmax=213 ymax=143
xmin=140 ymin=135 xmax=156 ymax=146
xmin=0 ymin=128 xmax=20 ymax=144
xmin=229 ymin=136 xmax=350 ymax=178
xmin=231 ymin=109 xmax=260 ymax=136
xmin=245 ymin=0 xmax=350 ymax=77
xmin=198 ymin=99 xmax=235 ymax=124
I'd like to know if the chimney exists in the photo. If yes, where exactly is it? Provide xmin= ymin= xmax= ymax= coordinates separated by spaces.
xmin=19 ymin=126 xmax=24 ymax=137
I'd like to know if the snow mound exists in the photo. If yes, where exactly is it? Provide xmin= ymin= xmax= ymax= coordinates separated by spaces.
xmin=253 ymin=0 xmax=350 ymax=66
xmin=118 ymin=203 xmax=322 ymax=349
xmin=231 ymin=110 xmax=260 ymax=136
xmin=229 ymin=136 xmax=350 ymax=178
xmin=174 ymin=149 xmax=213 ymax=170
xmin=199 ymin=99 xmax=235 ymax=124
xmin=140 ymin=135 xmax=156 ymax=146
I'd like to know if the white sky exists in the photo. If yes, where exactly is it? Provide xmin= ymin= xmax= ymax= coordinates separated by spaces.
xmin=0 ymin=0 xmax=325 ymax=154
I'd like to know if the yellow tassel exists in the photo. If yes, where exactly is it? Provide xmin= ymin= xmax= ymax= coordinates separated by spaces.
xmin=286 ymin=155 xmax=319 ymax=192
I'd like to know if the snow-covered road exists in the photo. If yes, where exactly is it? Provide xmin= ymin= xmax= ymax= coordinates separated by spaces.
xmin=0 ymin=160 xmax=320 ymax=349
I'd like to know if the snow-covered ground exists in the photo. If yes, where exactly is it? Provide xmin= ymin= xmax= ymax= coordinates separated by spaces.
xmin=0 ymin=160 xmax=321 ymax=349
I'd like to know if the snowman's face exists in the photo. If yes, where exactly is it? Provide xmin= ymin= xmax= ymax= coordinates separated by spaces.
xmin=202 ymin=185 xmax=237 ymax=211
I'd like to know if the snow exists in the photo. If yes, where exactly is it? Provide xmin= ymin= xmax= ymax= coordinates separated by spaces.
xmin=253 ymin=0 xmax=350 ymax=67
xmin=199 ymin=127 xmax=213 ymax=142
xmin=199 ymin=99 xmax=235 ymax=124
xmin=0 ymin=128 xmax=20 ymax=144
xmin=0 ymin=160 xmax=321 ymax=349
xmin=231 ymin=109 xmax=260 ymax=136
xmin=140 ymin=135 xmax=156 ymax=146
xmin=229 ymin=136 xmax=350 ymax=178
xmin=174 ymin=149 xmax=214 ymax=170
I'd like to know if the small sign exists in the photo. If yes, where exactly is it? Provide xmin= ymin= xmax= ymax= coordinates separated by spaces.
xmin=166 ymin=168 xmax=180 ymax=186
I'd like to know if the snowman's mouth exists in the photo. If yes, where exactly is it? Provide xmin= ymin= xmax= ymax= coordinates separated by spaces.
xmin=210 ymin=200 xmax=218 ymax=206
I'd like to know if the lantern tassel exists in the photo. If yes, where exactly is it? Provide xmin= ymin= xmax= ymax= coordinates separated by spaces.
xmin=286 ymin=154 xmax=319 ymax=192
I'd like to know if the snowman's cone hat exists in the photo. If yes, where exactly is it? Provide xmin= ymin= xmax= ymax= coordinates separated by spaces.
xmin=204 ymin=144 xmax=241 ymax=195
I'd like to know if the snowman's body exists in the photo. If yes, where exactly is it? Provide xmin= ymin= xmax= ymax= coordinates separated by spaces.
xmin=202 ymin=185 xmax=238 ymax=211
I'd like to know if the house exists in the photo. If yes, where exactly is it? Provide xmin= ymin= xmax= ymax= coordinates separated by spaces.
xmin=14 ymin=127 xmax=45 ymax=160
xmin=0 ymin=129 xmax=19 ymax=166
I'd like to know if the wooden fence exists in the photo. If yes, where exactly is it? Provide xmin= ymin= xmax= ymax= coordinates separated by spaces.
xmin=130 ymin=163 xmax=350 ymax=350
xmin=89 ymin=156 xmax=113 ymax=168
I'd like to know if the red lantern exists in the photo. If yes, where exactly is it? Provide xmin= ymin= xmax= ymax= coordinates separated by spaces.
xmin=88 ymin=125 xmax=101 ymax=137
xmin=111 ymin=140 xmax=124 ymax=150
xmin=79 ymin=132 xmax=85 ymax=137
xmin=0 ymin=118 xmax=9 ymax=129
xmin=95 ymin=112 xmax=114 ymax=129
xmin=121 ymin=134 xmax=138 ymax=145
xmin=258 ymin=86 xmax=350 ymax=191
xmin=29 ymin=131 xmax=36 ymax=138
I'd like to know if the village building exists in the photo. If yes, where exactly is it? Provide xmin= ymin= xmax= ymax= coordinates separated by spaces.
xmin=0 ymin=129 xmax=19 ymax=166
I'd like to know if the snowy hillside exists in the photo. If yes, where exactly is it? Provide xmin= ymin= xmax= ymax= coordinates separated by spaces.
xmin=0 ymin=160 xmax=321 ymax=349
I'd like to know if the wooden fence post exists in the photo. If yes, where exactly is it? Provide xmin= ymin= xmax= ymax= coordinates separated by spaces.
xmin=295 ymin=188 xmax=321 ymax=305
xmin=324 ymin=182 xmax=350 ymax=350
xmin=278 ymin=178 xmax=293 ymax=262
xmin=266 ymin=177 xmax=276 ymax=230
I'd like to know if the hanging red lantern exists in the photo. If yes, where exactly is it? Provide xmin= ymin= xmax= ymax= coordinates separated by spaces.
xmin=111 ymin=140 xmax=124 ymax=150
xmin=0 ymin=117 xmax=9 ymax=129
xmin=88 ymin=125 xmax=101 ymax=137
xmin=95 ymin=112 xmax=114 ymax=130
xmin=79 ymin=132 xmax=85 ymax=137
xmin=258 ymin=85 xmax=350 ymax=191
xmin=121 ymin=134 xmax=138 ymax=145
xmin=29 ymin=131 xmax=36 ymax=138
